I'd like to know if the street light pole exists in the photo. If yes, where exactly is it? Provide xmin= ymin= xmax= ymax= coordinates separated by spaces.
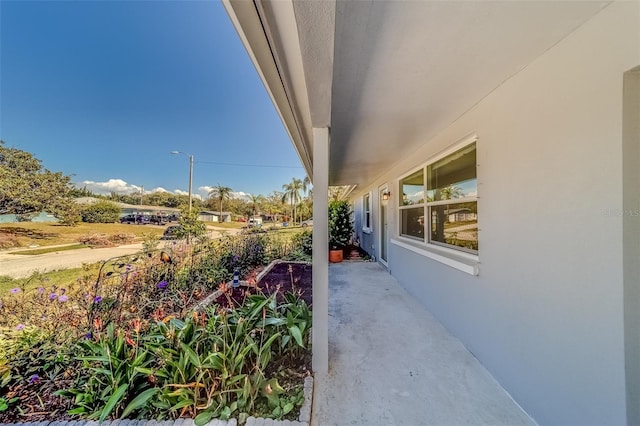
xmin=171 ymin=151 xmax=194 ymax=213
xmin=188 ymin=155 xmax=193 ymax=214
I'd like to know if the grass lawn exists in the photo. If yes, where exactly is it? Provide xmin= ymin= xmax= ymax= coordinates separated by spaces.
xmin=0 ymin=263 xmax=101 ymax=295
xmin=9 ymin=244 xmax=89 ymax=255
xmin=209 ymin=221 xmax=245 ymax=229
xmin=0 ymin=222 xmax=165 ymax=248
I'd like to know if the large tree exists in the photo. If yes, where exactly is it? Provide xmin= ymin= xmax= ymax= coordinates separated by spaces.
xmin=0 ymin=140 xmax=74 ymax=217
xmin=208 ymin=184 xmax=233 ymax=215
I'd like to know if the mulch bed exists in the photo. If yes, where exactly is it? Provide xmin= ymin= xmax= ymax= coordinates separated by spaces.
xmin=214 ymin=262 xmax=312 ymax=309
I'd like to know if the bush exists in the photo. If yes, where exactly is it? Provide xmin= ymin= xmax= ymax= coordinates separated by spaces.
xmin=77 ymin=233 xmax=136 ymax=247
xmin=328 ymin=200 xmax=353 ymax=249
xmin=81 ymin=201 xmax=120 ymax=223
xmin=289 ymin=229 xmax=312 ymax=259
xmin=0 ymin=233 xmax=20 ymax=250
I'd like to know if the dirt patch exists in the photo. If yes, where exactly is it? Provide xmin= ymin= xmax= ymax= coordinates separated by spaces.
xmin=214 ymin=262 xmax=312 ymax=309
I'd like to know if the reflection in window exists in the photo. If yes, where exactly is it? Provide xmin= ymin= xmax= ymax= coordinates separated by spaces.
xmin=427 ymin=142 xmax=476 ymax=201
xmin=400 ymin=169 xmax=424 ymax=206
xmin=363 ymin=193 xmax=371 ymax=229
xmin=398 ymin=140 xmax=478 ymax=254
xmin=430 ymin=202 xmax=478 ymax=252
xmin=401 ymin=207 xmax=424 ymax=239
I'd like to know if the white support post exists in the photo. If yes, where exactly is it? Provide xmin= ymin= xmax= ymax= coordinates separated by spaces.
xmin=312 ymin=127 xmax=329 ymax=374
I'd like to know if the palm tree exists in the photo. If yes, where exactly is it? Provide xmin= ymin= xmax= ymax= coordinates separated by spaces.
xmin=302 ymin=175 xmax=311 ymax=198
xmin=282 ymin=178 xmax=304 ymax=225
xmin=247 ymin=193 xmax=265 ymax=216
xmin=439 ymin=184 xmax=464 ymax=200
xmin=208 ymin=184 xmax=233 ymax=218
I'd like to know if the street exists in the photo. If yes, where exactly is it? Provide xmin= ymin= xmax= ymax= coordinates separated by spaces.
xmin=0 ymin=226 xmax=241 ymax=279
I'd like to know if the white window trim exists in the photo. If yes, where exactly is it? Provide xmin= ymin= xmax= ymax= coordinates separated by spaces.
xmin=362 ymin=192 xmax=372 ymax=234
xmin=395 ymin=134 xmax=479 ymax=271
xmin=390 ymin=237 xmax=479 ymax=275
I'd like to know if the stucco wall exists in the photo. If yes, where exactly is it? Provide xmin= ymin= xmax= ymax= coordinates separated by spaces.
xmin=351 ymin=3 xmax=639 ymax=424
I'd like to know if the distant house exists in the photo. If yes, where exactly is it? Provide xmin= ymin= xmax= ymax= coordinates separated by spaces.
xmin=0 ymin=212 xmax=59 ymax=223
xmin=75 ymin=197 xmax=180 ymax=219
xmin=224 ymin=1 xmax=640 ymax=425
xmin=198 ymin=211 xmax=232 ymax=223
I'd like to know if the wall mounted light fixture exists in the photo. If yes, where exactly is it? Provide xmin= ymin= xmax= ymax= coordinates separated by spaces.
xmin=382 ymin=191 xmax=390 ymax=200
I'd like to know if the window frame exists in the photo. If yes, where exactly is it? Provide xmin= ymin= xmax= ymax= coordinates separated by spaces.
xmin=397 ymin=136 xmax=478 ymax=255
xmin=362 ymin=192 xmax=372 ymax=233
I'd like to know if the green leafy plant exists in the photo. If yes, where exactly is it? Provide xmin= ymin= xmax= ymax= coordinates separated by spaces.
xmin=1 ymin=230 xmax=312 ymax=422
xmin=329 ymin=200 xmax=353 ymax=249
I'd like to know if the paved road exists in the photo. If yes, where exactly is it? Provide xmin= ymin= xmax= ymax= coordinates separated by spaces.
xmin=0 ymin=243 xmax=145 ymax=278
xmin=0 ymin=226 xmax=241 ymax=279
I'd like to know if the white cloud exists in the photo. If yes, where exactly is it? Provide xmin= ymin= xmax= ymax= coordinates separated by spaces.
xmin=232 ymin=191 xmax=251 ymax=201
xmin=173 ymin=189 xmax=202 ymax=200
xmin=150 ymin=187 xmax=169 ymax=193
xmin=81 ymin=179 xmax=203 ymax=199
xmin=198 ymin=187 xmax=249 ymax=201
xmin=198 ymin=186 xmax=214 ymax=195
xmin=82 ymin=179 xmax=141 ymax=194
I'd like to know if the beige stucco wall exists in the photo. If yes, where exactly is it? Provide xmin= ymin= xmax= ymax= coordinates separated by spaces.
xmin=352 ymin=2 xmax=639 ymax=424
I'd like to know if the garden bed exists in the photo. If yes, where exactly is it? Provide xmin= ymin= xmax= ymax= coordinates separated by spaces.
xmin=0 ymin=232 xmax=314 ymax=424
xmin=209 ymin=261 xmax=312 ymax=310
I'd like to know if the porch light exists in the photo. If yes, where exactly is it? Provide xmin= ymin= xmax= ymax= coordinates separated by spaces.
xmin=382 ymin=191 xmax=390 ymax=201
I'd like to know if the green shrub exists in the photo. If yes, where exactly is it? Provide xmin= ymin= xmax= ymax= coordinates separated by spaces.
xmin=329 ymin=200 xmax=353 ymax=249
xmin=58 ymin=292 xmax=311 ymax=423
xmin=290 ymin=230 xmax=312 ymax=256
xmin=81 ymin=201 xmax=120 ymax=223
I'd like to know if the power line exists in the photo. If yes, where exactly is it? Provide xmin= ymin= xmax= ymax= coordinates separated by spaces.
xmin=195 ymin=160 xmax=303 ymax=169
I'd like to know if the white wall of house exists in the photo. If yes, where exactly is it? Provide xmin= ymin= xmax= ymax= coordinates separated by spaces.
xmin=351 ymin=3 xmax=638 ymax=424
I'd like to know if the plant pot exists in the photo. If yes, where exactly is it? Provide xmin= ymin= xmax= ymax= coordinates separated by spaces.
xmin=329 ymin=249 xmax=343 ymax=263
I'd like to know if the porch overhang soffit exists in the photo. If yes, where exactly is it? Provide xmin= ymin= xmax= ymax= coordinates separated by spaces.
xmin=222 ymin=0 xmax=336 ymax=180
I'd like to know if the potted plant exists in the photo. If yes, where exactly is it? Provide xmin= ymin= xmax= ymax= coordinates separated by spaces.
xmin=328 ymin=200 xmax=353 ymax=263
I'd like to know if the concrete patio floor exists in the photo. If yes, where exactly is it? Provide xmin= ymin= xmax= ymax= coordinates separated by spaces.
xmin=311 ymin=262 xmax=536 ymax=426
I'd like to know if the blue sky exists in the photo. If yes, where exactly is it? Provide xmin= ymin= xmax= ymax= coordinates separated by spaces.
xmin=0 ymin=0 xmax=305 ymax=200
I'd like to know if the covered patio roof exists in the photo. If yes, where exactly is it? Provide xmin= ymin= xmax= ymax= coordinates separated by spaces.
xmin=223 ymin=0 xmax=609 ymax=189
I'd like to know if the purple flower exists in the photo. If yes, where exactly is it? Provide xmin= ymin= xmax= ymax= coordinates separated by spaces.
xmin=58 ymin=295 xmax=68 ymax=302
xmin=37 ymin=287 xmax=44 ymax=294
xmin=28 ymin=374 xmax=40 ymax=383
xmin=48 ymin=293 xmax=58 ymax=301
xmin=15 ymin=324 xmax=25 ymax=331
xmin=93 ymin=296 xmax=102 ymax=303
xmin=84 ymin=332 xmax=92 ymax=339
xmin=10 ymin=288 xmax=20 ymax=294
xmin=233 ymin=255 xmax=239 ymax=262
xmin=157 ymin=280 xmax=168 ymax=290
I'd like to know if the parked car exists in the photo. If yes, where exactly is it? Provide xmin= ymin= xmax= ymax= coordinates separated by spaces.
xmin=301 ymin=218 xmax=313 ymax=227
xmin=248 ymin=218 xmax=263 ymax=228
xmin=149 ymin=214 xmax=168 ymax=225
xmin=120 ymin=214 xmax=149 ymax=224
